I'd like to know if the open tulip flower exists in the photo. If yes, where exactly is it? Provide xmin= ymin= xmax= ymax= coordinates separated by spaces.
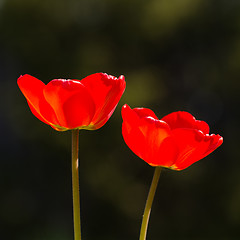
xmin=18 ymin=73 xmax=125 ymax=240
xmin=122 ymin=104 xmax=223 ymax=170
xmin=17 ymin=73 xmax=126 ymax=131
xmin=122 ymin=104 xmax=223 ymax=240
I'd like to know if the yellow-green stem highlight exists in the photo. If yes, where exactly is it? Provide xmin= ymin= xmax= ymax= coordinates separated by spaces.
xmin=72 ymin=130 xmax=81 ymax=240
xmin=139 ymin=167 xmax=162 ymax=240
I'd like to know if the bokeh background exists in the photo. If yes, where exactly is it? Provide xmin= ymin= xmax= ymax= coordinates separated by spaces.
xmin=0 ymin=0 xmax=239 ymax=239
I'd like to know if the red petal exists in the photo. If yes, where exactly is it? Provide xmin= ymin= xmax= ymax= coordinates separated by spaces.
xmin=81 ymin=73 xmax=126 ymax=129
xmin=162 ymin=111 xmax=209 ymax=134
xmin=121 ymin=104 xmax=142 ymax=126
xmin=152 ymin=136 xmax=179 ymax=167
xmin=202 ymin=134 xmax=223 ymax=158
xmin=43 ymin=79 xmax=96 ymax=129
xmin=122 ymin=105 xmax=177 ymax=167
xmin=170 ymin=129 xmax=215 ymax=170
xmin=139 ymin=117 xmax=178 ymax=167
xmin=133 ymin=107 xmax=159 ymax=120
xmin=17 ymin=74 xmax=59 ymax=127
xmin=122 ymin=105 xmax=146 ymax=159
xmin=122 ymin=104 xmax=159 ymax=127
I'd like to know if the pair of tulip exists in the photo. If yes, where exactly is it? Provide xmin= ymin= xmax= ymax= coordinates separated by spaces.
xmin=17 ymin=73 xmax=223 ymax=170
xmin=18 ymin=73 xmax=223 ymax=240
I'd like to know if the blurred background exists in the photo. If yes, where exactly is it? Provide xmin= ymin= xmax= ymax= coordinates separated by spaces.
xmin=0 ymin=0 xmax=239 ymax=239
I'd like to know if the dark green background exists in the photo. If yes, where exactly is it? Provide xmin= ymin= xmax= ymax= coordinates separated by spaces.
xmin=0 ymin=0 xmax=238 ymax=239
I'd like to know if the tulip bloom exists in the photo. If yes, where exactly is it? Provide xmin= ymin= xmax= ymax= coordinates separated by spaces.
xmin=122 ymin=104 xmax=223 ymax=170
xmin=17 ymin=73 xmax=126 ymax=131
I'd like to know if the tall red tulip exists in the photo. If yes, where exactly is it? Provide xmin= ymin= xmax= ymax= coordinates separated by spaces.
xmin=17 ymin=73 xmax=126 ymax=131
xmin=18 ymin=72 xmax=125 ymax=240
xmin=122 ymin=104 xmax=223 ymax=170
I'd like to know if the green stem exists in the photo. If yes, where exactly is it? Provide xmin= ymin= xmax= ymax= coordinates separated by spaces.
xmin=139 ymin=167 xmax=162 ymax=240
xmin=72 ymin=129 xmax=81 ymax=240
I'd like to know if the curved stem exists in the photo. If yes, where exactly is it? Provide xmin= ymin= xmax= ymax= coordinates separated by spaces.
xmin=72 ymin=129 xmax=81 ymax=240
xmin=139 ymin=167 xmax=162 ymax=240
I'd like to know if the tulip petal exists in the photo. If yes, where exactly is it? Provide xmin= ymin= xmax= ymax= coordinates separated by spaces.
xmin=122 ymin=104 xmax=159 ymax=127
xmin=133 ymin=107 xmax=159 ymax=120
xmin=152 ymin=136 xmax=180 ymax=167
xmin=17 ymin=74 xmax=59 ymax=127
xmin=202 ymin=134 xmax=223 ymax=158
xmin=170 ymin=129 xmax=218 ymax=170
xmin=122 ymin=105 xmax=177 ymax=167
xmin=139 ymin=117 xmax=178 ymax=167
xmin=122 ymin=105 xmax=147 ymax=160
xmin=43 ymin=79 xmax=96 ymax=129
xmin=162 ymin=111 xmax=209 ymax=134
xmin=81 ymin=73 xmax=126 ymax=129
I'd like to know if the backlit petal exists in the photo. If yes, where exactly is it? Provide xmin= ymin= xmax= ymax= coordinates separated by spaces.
xmin=133 ymin=107 xmax=158 ymax=120
xmin=122 ymin=105 xmax=147 ymax=160
xmin=170 ymin=129 xmax=214 ymax=170
xmin=162 ymin=111 xmax=209 ymax=134
xmin=138 ymin=117 xmax=176 ymax=167
xmin=43 ymin=79 xmax=95 ymax=129
xmin=202 ymin=134 xmax=223 ymax=158
xmin=151 ymin=136 xmax=179 ymax=167
xmin=81 ymin=73 xmax=126 ymax=129
xmin=17 ymin=74 xmax=59 ymax=127
xmin=122 ymin=105 xmax=176 ymax=167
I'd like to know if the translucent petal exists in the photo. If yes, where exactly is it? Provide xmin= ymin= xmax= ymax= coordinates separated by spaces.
xmin=81 ymin=73 xmax=126 ymax=129
xmin=43 ymin=79 xmax=95 ymax=129
xmin=162 ymin=111 xmax=209 ymax=134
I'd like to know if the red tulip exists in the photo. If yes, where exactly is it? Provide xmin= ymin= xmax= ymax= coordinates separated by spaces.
xmin=121 ymin=104 xmax=223 ymax=170
xmin=18 ymin=73 xmax=126 ymax=131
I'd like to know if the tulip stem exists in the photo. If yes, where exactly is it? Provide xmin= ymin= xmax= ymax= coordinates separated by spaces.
xmin=139 ymin=166 xmax=162 ymax=240
xmin=72 ymin=129 xmax=81 ymax=240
